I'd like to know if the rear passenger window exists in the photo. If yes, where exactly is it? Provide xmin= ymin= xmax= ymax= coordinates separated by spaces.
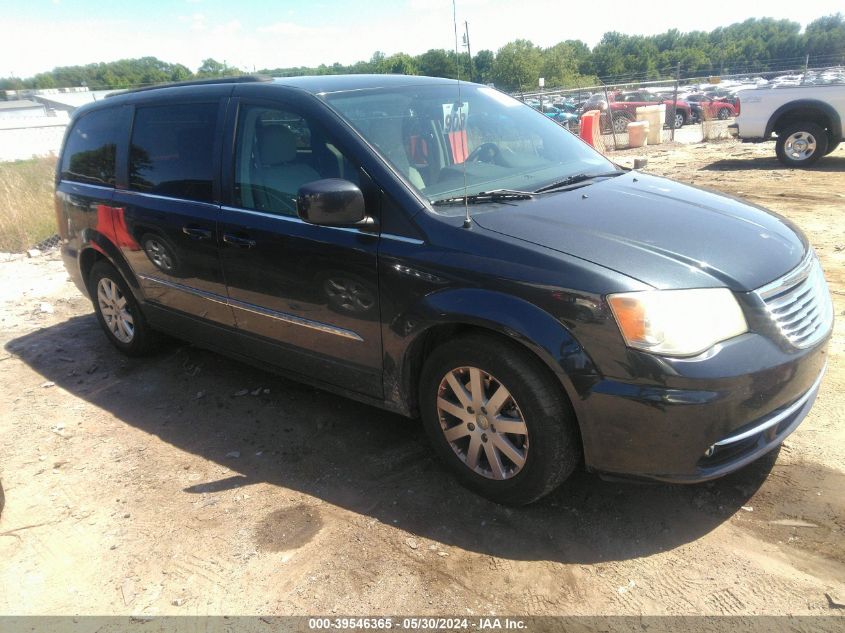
xmin=61 ymin=108 xmax=122 ymax=186
xmin=130 ymin=103 xmax=217 ymax=203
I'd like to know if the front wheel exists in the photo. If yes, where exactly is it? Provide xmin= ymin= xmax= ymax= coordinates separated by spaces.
xmin=775 ymin=122 xmax=828 ymax=167
xmin=419 ymin=333 xmax=580 ymax=505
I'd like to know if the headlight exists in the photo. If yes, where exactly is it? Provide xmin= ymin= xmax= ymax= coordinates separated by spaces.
xmin=607 ymin=288 xmax=747 ymax=357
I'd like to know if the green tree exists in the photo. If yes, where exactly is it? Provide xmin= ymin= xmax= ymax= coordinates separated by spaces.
xmin=492 ymin=39 xmax=542 ymax=91
xmin=473 ymin=50 xmax=495 ymax=84
xmin=541 ymin=41 xmax=591 ymax=87
xmin=377 ymin=53 xmax=418 ymax=75
xmin=196 ymin=58 xmax=241 ymax=78
xmin=417 ymin=49 xmax=457 ymax=79
xmin=806 ymin=13 xmax=845 ymax=60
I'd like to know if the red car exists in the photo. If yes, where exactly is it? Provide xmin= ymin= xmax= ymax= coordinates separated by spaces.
xmin=583 ymin=91 xmax=692 ymax=132
xmin=685 ymin=94 xmax=738 ymax=121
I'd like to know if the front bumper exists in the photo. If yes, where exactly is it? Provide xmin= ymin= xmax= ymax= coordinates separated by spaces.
xmin=578 ymin=331 xmax=829 ymax=482
xmin=643 ymin=363 xmax=824 ymax=482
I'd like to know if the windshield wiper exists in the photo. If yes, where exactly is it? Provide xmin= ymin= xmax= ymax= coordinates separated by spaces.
xmin=431 ymin=189 xmax=535 ymax=206
xmin=534 ymin=170 xmax=624 ymax=193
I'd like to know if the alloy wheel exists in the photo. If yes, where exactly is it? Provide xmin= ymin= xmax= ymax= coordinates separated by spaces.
xmin=435 ymin=366 xmax=529 ymax=480
xmin=97 ymin=277 xmax=135 ymax=343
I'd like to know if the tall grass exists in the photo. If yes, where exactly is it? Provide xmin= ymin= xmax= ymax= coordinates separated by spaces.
xmin=0 ymin=156 xmax=58 ymax=252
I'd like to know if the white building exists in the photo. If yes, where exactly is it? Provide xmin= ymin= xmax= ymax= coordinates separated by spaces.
xmin=0 ymin=99 xmax=47 ymax=120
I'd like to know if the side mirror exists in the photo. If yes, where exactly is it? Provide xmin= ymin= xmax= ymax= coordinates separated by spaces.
xmin=297 ymin=179 xmax=366 ymax=226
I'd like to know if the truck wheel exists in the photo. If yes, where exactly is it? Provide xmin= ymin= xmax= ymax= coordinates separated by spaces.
xmin=89 ymin=260 xmax=160 ymax=356
xmin=776 ymin=122 xmax=828 ymax=167
xmin=419 ymin=333 xmax=580 ymax=505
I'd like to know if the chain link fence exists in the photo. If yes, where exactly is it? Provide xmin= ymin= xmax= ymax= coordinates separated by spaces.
xmin=517 ymin=78 xmax=726 ymax=152
xmin=516 ymin=64 xmax=845 ymax=154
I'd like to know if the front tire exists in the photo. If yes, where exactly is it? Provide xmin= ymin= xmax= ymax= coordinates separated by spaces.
xmin=419 ymin=333 xmax=580 ymax=505
xmin=776 ymin=122 xmax=828 ymax=167
xmin=89 ymin=260 xmax=160 ymax=356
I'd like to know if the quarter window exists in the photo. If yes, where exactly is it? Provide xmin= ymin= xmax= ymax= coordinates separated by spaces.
xmin=60 ymin=108 xmax=122 ymax=186
xmin=129 ymin=103 xmax=217 ymax=203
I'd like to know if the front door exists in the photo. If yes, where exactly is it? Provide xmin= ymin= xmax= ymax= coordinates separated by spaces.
xmin=218 ymin=100 xmax=383 ymax=398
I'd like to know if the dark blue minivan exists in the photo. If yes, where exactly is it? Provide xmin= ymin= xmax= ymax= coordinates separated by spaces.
xmin=55 ymin=75 xmax=832 ymax=504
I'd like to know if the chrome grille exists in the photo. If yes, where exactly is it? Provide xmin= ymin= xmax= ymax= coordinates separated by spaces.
xmin=755 ymin=251 xmax=833 ymax=349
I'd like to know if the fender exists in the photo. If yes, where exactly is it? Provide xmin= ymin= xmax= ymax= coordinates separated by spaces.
xmin=389 ymin=287 xmax=602 ymax=422
xmin=80 ymin=229 xmax=143 ymax=300
xmin=765 ymin=99 xmax=842 ymax=139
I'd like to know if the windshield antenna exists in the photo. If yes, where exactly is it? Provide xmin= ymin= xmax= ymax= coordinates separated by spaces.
xmin=452 ymin=0 xmax=471 ymax=228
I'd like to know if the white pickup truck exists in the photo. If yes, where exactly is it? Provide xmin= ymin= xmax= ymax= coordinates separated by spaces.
xmin=729 ymin=84 xmax=845 ymax=167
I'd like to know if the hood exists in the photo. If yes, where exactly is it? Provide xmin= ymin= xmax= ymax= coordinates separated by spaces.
xmin=472 ymin=172 xmax=806 ymax=291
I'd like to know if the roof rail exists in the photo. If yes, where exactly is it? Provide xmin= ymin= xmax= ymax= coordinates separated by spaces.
xmin=105 ymin=75 xmax=272 ymax=98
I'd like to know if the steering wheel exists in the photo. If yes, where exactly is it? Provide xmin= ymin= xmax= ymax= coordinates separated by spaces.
xmin=466 ymin=142 xmax=503 ymax=164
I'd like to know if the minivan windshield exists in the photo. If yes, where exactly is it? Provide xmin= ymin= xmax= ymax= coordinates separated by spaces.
xmin=323 ymin=83 xmax=615 ymax=213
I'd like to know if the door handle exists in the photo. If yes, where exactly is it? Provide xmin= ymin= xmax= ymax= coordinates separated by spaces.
xmin=182 ymin=226 xmax=213 ymax=240
xmin=223 ymin=233 xmax=257 ymax=248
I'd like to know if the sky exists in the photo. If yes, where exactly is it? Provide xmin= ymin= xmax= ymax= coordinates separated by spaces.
xmin=2 ymin=0 xmax=843 ymax=78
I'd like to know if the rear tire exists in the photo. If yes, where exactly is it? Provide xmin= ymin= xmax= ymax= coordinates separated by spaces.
xmin=824 ymin=139 xmax=840 ymax=155
xmin=89 ymin=260 xmax=160 ymax=356
xmin=775 ymin=122 xmax=828 ymax=167
xmin=717 ymin=108 xmax=731 ymax=120
xmin=419 ymin=333 xmax=580 ymax=505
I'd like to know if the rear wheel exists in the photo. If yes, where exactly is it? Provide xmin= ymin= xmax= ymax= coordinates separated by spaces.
xmin=824 ymin=139 xmax=840 ymax=155
xmin=673 ymin=111 xmax=685 ymax=128
xmin=419 ymin=333 xmax=580 ymax=505
xmin=717 ymin=108 xmax=731 ymax=120
xmin=89 ymin=260 xmax=160 ymax=356
xmin=775 ymin=122 xmax=828 ymax=167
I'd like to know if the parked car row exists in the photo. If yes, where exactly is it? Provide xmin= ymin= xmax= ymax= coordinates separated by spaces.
xmin=579 ymin=91 xmax=692 ymax=133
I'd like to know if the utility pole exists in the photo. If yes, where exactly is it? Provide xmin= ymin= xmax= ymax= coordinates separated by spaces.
xmin=801 ymin=54 xmax=809 ymax=84
xmin=670 ymin=61 xmax=680 ymax=142
xmin=463 ymin=21 xmax=475 ymax=83
xmin=540 ymin=77 xmax=545 ymax=117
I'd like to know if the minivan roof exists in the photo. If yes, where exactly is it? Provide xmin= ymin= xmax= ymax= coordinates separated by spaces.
xmin=75 ymin=74 xmax=468 ymax=119
xmin=272 ymin=74 xmax=462 ymax=94
xmin=103 ymin=73 xmax=463 ymax=99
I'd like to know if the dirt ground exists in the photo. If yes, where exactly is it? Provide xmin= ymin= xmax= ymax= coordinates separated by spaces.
xmin=0 ymin=139 xmax=843 ymax=618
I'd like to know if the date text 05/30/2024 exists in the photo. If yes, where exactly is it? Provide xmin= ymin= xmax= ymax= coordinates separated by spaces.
xmin=307 ymin=617 xmax=528 ymax=630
